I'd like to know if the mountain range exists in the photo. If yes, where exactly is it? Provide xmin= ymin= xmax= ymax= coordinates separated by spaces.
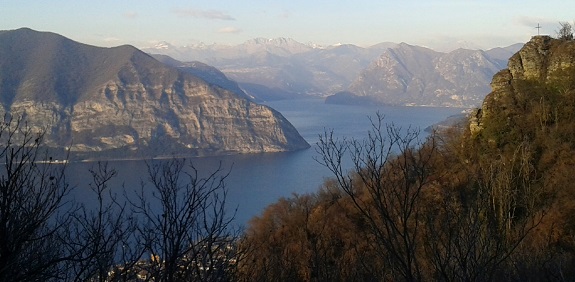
xmin=0 ymin=28 xmax=309 ymax=160
xmin=143 ymin=39 xmax=522 ymax=107
xmin=340 ymin=43 xmax=522 ymax=107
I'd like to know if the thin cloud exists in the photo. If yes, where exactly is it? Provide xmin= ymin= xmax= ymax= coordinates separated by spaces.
xmin=515 ymin=16 xmax=556 ymax=31
xmin=515 ymin=16 xmax=564 ymax=37
xmin=217 ymin=27 xmax=242 ymax=34
xmin=278 ymin=9 xmax=291 ymax=19
xmin=173 ymin=8 xmax=235 ymax=20
xmin=124 ymin=11 xmax=138 ymax=19
xmin=104 ymin=37 xmax=121 ymax=43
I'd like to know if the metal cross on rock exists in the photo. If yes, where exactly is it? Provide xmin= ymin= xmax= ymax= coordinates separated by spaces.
xmin=536 ymin=23 xmax=542 ymax=35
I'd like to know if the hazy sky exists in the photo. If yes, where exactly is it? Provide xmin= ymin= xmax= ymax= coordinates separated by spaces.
xmin=2 ymin=0 xmax=573 ymax=50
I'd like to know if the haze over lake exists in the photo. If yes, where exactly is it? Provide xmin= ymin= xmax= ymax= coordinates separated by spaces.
xmin=67 ymin=99 xmax=465 ymax=226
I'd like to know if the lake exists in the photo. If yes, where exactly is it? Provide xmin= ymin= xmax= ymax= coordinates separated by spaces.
xmin=66 ymin=98 xmax=466 ymax=226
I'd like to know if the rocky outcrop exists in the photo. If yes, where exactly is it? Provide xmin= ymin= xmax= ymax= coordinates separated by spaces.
xmin=504 ymin=35 xmax=575 ymax=82
xmin=0 ymin=28 xmax=309 ymax=160
xmin=470 ymin=36 xmax=575 ymax=135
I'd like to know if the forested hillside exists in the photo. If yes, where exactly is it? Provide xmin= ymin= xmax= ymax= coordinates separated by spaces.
xmin=236 ymin=35 xmax=575 ymax=281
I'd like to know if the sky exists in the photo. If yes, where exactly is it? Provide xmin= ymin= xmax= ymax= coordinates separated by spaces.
xmin=1 ymin=0 xmax=574 ymax=51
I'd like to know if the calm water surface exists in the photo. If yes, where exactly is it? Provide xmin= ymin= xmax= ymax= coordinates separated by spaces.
xmin=67 ymin=99 xmax=465 ymax=226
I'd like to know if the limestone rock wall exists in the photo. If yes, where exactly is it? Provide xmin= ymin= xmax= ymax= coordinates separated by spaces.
xmin=5 ymin=77 xmax=309 ymax=157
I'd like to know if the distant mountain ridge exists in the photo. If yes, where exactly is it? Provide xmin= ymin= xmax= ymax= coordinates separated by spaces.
xmin=0 ymin=28 xmax=310 ymax=160
xmin=339 ymin=43 xmax=522 ymax=107
xmin=144 ymin=39 xmax=522 ymax=107
xmin=142 ymin=39 xmax=397 ymax=101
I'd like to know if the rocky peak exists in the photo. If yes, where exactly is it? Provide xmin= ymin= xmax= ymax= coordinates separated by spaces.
xmin=153 ymin=41 xmax=174 ymax=50
xmin=506 ymin=35 xmax=554 ymax=81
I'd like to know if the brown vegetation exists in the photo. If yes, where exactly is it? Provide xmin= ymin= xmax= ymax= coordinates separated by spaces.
xmin=237 ymin=72 xmax=575 ymax=281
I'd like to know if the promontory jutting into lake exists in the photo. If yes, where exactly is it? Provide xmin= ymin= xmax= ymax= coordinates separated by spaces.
xmin=0 ymin=28 xmax=506 ymax=222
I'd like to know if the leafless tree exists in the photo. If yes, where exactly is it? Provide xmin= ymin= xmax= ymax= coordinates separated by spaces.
xmin=422 ymin=137 xmax=545 ymax=281
xmin=63 ymin=162 xmax=143 ymax=281
xmin=557 ymin=21 xmax=574 ymax=40
xmin=0 ymin=114 xmax=243 ymax=281
xmin=130 ymin=158 xmax=239 ymax=282
xmin=316 ymin=113 xmax=435 ymax=281
xmin=0 ymin=115 xmax=72 ymax=281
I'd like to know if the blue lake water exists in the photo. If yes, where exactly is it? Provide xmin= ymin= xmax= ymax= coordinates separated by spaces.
xmin=66 ymin=98 xmax=466 ymax=226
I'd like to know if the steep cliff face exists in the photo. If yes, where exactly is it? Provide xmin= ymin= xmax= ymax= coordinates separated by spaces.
xmin=0 ymin=28 xmax=309 ymax=159
xmin=506 ymin=36 xmax=575 ymax=81
xmin=471 ymin=36 xmax=575 ymax=135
